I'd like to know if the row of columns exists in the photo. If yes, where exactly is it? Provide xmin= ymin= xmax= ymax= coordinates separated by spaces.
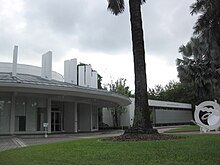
xmin=8 ymin=93 xmax=99 ymax=134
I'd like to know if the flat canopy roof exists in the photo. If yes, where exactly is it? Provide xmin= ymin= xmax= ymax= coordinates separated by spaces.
xmin=0 ymin=72 xmax=131 ymax=107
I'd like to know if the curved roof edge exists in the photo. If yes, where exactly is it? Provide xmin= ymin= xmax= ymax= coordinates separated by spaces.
xmin=0 ymin=72 xmax=131 ymax=106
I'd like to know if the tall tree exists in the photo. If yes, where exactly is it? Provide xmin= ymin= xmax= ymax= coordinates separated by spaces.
xmin=190 ymin=0 xmax=220 ymax=48
xmin=190 ymin=0 xmax=220 ymax=80
xmin=107 ymin=0 xmax=155 ymax=133
xmin=177 ymin=37 xmax=219 ymax=100
xmin=177 ymin=0 xmax=220 ymax=101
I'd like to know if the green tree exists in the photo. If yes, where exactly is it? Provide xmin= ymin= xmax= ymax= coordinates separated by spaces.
xmin=190 ymin=0 xmax=220 ymax=48
xmin=176 ymin=0 xmax=220 ymax=101
xmin=177 ymin=38 xmax=220 ymax=101
xmin=108 ymin=78 xmax=131 ymax=127
xmin=148 ymin=81 xmax=197 ymax=104
xmin=176 ymin=37 xmax=219 ymax=100
xmin=107 ymin=0 xmax=155 ymax=133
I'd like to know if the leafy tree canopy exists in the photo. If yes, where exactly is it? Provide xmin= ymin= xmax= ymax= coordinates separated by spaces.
xmin=176 ymin=0 xmax=220 ymax=102
xmin=148 ymin=81 xmax=197 ymax=104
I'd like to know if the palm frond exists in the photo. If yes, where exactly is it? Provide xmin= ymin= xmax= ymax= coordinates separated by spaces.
xmin=107 ymin=0 xmax=125 ymax=16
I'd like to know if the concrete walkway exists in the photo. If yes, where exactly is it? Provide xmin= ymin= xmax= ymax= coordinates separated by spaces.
xmin=1 ymin=126 xmax=218 ymax=152
xmin=0 ymin=127 xmax=178 ymax=152
xmin=0 ymin=130 xmax=124 ymax=152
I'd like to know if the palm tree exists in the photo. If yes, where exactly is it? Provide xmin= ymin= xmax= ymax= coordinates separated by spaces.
xmin=177 ymin=37 xmax=218 ymax=100
xmin=190 ymin=0 xmax=220 ymax=48
xmin=107 ymin=0 xmax=155 ymax=133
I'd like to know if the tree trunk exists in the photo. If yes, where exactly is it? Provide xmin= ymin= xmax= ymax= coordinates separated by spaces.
xmin=128 ymin=0 xmax=154 ymax=133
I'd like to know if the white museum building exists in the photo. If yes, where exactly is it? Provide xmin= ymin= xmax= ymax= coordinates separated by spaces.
xmin=0 ymin=46 xmax=130 ymax=135
xmin=103 ymin=98 xmax=193 ymax=127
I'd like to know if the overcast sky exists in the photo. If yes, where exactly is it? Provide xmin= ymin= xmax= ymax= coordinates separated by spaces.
xmin=0 ymin=0 xmax=197 ymax=92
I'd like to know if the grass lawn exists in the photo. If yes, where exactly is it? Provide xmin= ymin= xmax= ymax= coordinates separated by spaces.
xmin=0 ymin=134 xmax=220 ymax=165
xmin=164 ymin=125 xmax=200 ymax=133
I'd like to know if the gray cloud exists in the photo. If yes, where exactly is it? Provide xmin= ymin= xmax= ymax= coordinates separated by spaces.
xmin=143 ymin=0 xmax=197 ymax=61
xmin=23 ymin=0 xmax=131 ymax=58
xmin=0 ymin=0 xmax=197 ymax=78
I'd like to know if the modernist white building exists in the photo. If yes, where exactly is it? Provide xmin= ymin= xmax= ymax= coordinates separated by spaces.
xmin=103 ymin=98 xmax=193 ymax=127
xmin=0 ymin=46 xmax=130 ymax=135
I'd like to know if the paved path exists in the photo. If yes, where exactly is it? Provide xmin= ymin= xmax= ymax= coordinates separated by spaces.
xmin=0 ymin=137 xmax=19 ymax=152
xmin=0 ymin=127 xmax=176 ymax=152
xmin=0 ymin=130 xmax=124 ymax=152
xmin=154 ymin=125 xmax=187 ymax=133
xmin=1 ymin=127 xmax=218 ymax=152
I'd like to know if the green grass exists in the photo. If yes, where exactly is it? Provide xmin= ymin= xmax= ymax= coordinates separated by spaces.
xmin=165 ymin=125 xmax=200 ymax=133
xmin=0 ymin=134 xmax=220 ymax=165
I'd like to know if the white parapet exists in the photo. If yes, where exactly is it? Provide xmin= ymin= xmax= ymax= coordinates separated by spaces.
xmin=12 ymin=45 xmax=18 ymax=77
xmin=78 ymin=65 xmax=93 ymax=87
xmin=78 ymin=65 xmax=86 ymax=87
xmin=86 ymin=65 xmax=91 ymax=87
xmin=91 ymin=71 xmax=98 ymax=89
xmin=64 ymin=59 xmax=77 ymax=84
xmin=41 ymin=51 xmax=52 ymax=80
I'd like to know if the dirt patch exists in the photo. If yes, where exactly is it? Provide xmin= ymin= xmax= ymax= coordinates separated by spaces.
xmin=105 ymin=133 xmax=185 ymax=142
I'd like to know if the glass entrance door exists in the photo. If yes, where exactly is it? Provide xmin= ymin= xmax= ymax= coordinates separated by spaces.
xmin=51 ymin=111 xmax=62 ymax=132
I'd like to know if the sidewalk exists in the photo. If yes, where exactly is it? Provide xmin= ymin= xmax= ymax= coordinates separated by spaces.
xmin=0 ymin=137 xmax=18 ymax=152
xmin=0 ymin=130 xmax=124 ymax=152
xmin=0 ymin=127 xmax=177 ymax=152
xmin=1 ymin=127 xmax=218 ymax=152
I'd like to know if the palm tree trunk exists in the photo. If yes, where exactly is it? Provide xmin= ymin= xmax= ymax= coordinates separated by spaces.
xmin=128 ymin=0 xmax=154 ymax=132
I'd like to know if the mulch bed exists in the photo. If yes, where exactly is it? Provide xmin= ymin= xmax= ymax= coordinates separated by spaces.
xmin=105 ymin=133 xmax=186 ymax=142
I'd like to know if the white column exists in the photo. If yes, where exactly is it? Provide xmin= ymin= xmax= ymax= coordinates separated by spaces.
xmin=10 ymin=93 xmax=16 ymax=134
xmin=90 ymin=104 xmax=93 ymax=131
xmin=74 ymin=102 xmax=78 ymax=132
xmin=97 ymin=107 xmax=99 ymax=130
xmin=47 ymin=98 xmax=51 ymax=134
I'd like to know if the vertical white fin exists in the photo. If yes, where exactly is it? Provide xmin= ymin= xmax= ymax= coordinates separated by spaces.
xmin=12 ymin=45 xmax=18 ymax=77
xmin=41 ymin=51 xmax=52 ymax=80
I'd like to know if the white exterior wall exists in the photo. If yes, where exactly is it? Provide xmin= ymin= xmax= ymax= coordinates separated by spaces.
xmin=0 ymin=62 xmax=63 ymax=81
xmin=26 ymin=98 xmax=37 ymax=132
xmin=41 ymin=51 xmax=52 ymax=80
xmin=0 ymin=96 xmax=11 ymax=133
xmin=63 ymin=102 xmax=75 ymax=131
xmin=64 ymin=59 xmax=77 ymax=84
xmin=103 ymin=98 xmax=193 ymax=127
xmin=77 ymin=103 xmax=91 ymax=131
xmin=91 ymin=71 xmax=98 ymax=89
xmin=85 ymin=65 xmax=91 ymax=87
xmin=148 ymin=99 xmax=192 ymax=109
xmin=102 ymin=108 xmax=113 ymax=127
xmin=12 ymin=46 xmax=18 ymax=77
xmin=92 ymin=106 xmax=98 ymax=130
xmin=78 ymin=65 xmax=95 ymax=88
xmin=155 ymin=109 xmax=192 ymax=124
xmin=78 ymin=66 xmax=86 ymax=87
xmin=120 ymin=97 xmax=135 ymax=127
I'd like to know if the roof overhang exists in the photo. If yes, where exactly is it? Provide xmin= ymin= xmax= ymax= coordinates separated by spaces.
xmin=0 ymin=82 xmax=131 ymax=107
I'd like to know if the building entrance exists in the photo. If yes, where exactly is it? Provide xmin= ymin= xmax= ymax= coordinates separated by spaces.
xmin=51 ymin=111 xmax=62 ymax=132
